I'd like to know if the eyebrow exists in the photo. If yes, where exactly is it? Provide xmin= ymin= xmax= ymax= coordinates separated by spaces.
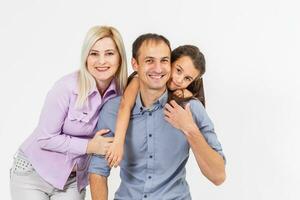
xmin=90 ymin=49 xmax=116 ymax=52
xmin=144 ymin=56 xmax=170 ymax=60
xmin=161 ymin=56 xmax=170 ymax=60
xmin=177 ymin=64 xmax=183 ymax=71
xmin=144 ymin=56 xmax=155 ymax=60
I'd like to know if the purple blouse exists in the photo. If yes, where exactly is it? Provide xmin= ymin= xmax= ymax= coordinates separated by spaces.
xmin=20 ymin=72 xmax=118 ymax=191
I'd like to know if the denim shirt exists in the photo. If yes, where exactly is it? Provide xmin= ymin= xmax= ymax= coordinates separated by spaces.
xmin=20 ymin=72 xmax=118 ymax=191
xmin=89 ymin=90 xmax=225 ymax=200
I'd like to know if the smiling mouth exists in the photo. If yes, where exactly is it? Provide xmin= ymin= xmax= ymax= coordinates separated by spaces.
xmin=148 ymin=74 xmax=165 ymax=80
xmin=95 ymin=67 xmax=110 ymax=72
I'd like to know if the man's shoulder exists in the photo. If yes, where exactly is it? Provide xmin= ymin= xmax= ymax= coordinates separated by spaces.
xmin=101 ymin=96 xmax=122 ymax=114
xmin=187 ymin=98 xmax=205 ymax=111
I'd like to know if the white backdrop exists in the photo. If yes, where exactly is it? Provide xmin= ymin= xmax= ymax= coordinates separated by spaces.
xmin=1 ymin=0 xmax=300 ymax=199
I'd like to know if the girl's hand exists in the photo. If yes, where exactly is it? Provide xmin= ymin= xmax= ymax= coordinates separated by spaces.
xmin=164 ymin=100 xmax=197 ymax=136
xmin=173 ymin=89 xmax=193 ymax=98
xmin=105 ymin=141 xmax=124 ymax=168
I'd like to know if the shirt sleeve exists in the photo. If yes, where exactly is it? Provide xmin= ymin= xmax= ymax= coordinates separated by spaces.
xmin=189 ymin=100 xmax=226 ymax=162
xmin=88 ymin=101 xmax=117 ymax=177
xmin=36 ymin=79 xmax=89 ymax=155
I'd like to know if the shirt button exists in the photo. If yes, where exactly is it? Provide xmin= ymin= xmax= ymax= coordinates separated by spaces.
xmin=149 ymin=155 xmax=153 ymax=158
xmin=149 ymin=134 xmax=152 ymax=137
xmin=148 ymin=176 xmax=152 ymax=179
xmin=149 ymin=112 xmax=152 ymax=116
xmin=144 ymin=194 xmax=147 ymax=198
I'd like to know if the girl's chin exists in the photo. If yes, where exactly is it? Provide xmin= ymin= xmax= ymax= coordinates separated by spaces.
xmin=167 ymin=83 xmax=178 ymax=91
xmin=167 ymin=82 xmax=174 ymax=90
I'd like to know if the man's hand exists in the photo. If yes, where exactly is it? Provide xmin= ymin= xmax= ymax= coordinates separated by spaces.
xmin=164 ymin=100 xmax=197 ymax=136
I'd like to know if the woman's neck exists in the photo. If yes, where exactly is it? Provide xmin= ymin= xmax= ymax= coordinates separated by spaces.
xmin=96 ymin=78 xmax=113 ymax=96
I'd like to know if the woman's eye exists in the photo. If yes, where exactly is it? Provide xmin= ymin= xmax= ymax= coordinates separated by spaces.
xmin=106 ymin=52 xmax=114 ymax=56
xmin=90 ymin=52 xmax=98 ymax=56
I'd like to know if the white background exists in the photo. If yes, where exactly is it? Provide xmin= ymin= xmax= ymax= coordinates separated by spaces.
xmin=1 ymin=0 xmax=300 ymax=199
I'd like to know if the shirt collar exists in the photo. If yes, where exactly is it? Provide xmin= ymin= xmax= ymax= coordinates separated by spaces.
xmin=132 ymin=89 xmax=168 ymax=115
xmin=102 ymin=79 xmax=118 ymax=98
xmin=73 ymin=78 xmax=119 ymax=97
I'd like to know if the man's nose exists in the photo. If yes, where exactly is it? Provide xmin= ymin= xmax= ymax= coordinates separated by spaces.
xmin=152 ymin=62 xmax=163 ymax=73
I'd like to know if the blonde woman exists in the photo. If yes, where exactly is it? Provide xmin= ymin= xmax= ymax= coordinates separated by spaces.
xmin=10 ymin=25 xmax=127 ymax=200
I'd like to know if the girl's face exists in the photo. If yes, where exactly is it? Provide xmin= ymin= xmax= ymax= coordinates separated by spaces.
xmin=87 ymin=37 xmax=120 ymax=90
xmin=167 ymin=56 xmax=200 ymax=91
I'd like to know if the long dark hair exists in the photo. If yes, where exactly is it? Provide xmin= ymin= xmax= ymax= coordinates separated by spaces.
xmin=169 ymin=45 xmax=206 ymax=107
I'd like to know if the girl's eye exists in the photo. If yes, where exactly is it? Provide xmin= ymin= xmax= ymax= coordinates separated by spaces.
xmin=184 ymin=77 xmax=193 ymax=82
xmin=176 ymin=68 xmax=182 ymax=74
xmin=184 ymin=77 xmax=192 ymax=82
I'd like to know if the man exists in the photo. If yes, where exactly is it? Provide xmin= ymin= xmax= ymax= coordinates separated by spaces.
xmin=88 ymin=33 xmax=226 ymax=200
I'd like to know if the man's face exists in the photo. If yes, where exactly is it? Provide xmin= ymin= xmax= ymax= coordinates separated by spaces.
xmin=132 ymin=41 xmax=171 ymax=91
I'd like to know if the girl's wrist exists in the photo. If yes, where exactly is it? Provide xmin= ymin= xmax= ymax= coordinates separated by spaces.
xmin=113 ymin=137 xmax=125 ymax=145
xmin=182 ymin=123 xmax=198 ymax=136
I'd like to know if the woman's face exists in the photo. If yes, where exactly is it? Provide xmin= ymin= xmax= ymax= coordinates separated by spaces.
xmin=87 ymin=37 xmax=120 ymax=89
xmin=167 ymin=56 xmax=200 ymax=91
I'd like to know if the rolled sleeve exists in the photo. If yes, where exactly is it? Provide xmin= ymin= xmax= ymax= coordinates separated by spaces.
xmin=189 ymin=100 xmax=226 ymax=163
xmin=88 ymin=99 xmax=118 ymax=177
xmin=88 ymin=155 xmax=111 ymax=177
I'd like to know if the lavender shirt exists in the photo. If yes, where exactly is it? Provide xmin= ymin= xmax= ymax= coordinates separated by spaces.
xmin=20 ymin=72 xmax=118 ymax=191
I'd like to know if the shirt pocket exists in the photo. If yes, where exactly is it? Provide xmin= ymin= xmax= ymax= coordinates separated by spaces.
xmin=67 ymin=110 xmax=93 ymax=123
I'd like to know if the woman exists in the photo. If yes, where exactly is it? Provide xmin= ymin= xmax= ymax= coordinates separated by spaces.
xmin=9 ymin=25 xmax=128 ymax=199
xmin=105 ymin=45 xmax=207 ymax=167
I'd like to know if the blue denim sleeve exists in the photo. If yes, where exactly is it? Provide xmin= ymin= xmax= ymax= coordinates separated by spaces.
xmin=88 ymin=99 xmax=118 ymax=176
xmin=88 ymin=128 xmax=114 ymax=177
xmin=88 ymin=154 xmax=111 ymax=177
xmin=189 ymin=100 xmax=226 ymax=163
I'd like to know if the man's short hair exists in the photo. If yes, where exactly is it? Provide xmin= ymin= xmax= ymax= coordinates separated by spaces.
xmin=132 ymin=33 xmax=171 ymax=61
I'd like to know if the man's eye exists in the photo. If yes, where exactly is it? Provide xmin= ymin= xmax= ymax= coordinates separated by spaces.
xmin=146 ymin=60 xmax=153 ymax=63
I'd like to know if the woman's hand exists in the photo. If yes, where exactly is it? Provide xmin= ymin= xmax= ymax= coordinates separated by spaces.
xmin=105 ymin=141 xmax=124 ymax=168
xmin=86 ymin=129 xmax=114 ymax=155
xmin=164 ymin=100 xmax=197 ymax=136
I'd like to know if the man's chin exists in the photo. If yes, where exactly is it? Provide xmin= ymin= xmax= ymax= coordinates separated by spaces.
xmin=147 ymin=84 xmax=167 ymax=91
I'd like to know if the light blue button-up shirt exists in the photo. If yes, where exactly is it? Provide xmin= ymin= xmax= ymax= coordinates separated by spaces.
xmin=89 ymin=90 xmax=225 ymax=200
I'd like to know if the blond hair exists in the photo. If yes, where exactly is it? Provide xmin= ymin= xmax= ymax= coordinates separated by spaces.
xmin=76 ymin=25 xmax=128 ymax=108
